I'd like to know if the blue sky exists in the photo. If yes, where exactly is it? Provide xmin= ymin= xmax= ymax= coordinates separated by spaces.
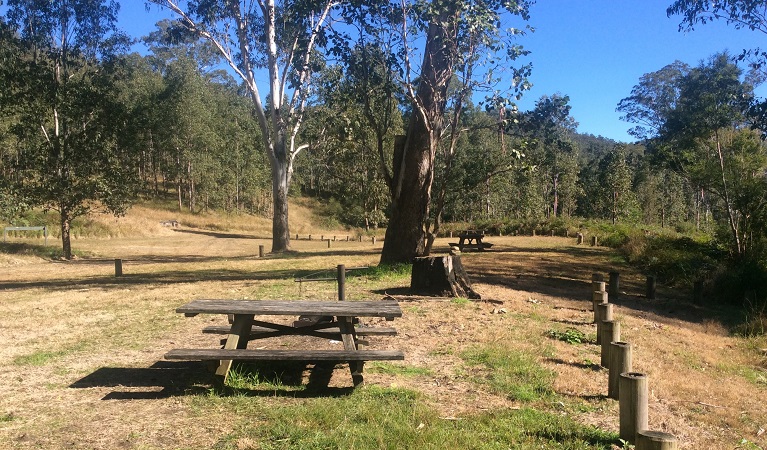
xmin=514 ymin=1 xmax=762 ymax=142
xmin=120 ymin=1 xmax=763 ymax=143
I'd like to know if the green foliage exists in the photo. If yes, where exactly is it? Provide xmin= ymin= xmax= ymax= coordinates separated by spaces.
xmin=547 ymin=328 xmax=587 ymax=345
xmin=460 ymin=345 xmax=555 ymax=402
xmin=1 ymin=0 xmax=138 ymax=258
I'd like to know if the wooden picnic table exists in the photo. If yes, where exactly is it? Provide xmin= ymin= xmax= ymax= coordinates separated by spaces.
xmin=165 ymin=299 xmax=403 ymax=386
xmin=451 ymin=230 xmax=493 ymax=252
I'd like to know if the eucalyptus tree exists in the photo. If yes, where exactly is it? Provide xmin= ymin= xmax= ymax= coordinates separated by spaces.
xmin=616 ymin=61 xmax=690 ymax=141
xmin=659 ymin=54 xmax=761 ymax=255
xmin=147 ymin=0 xmax=341 ymax=253
xmin=521 ymin=94 xmax=580 ymax=219
xmin=373 ymin=0 xmax=532 ymax=263
xmin=296 ymin=64 xmax=395 ymax=230
xmin=1 ymin=0 xmax=135 ymax=259
xmin=667 ymin=1 xmax=767 ymax=131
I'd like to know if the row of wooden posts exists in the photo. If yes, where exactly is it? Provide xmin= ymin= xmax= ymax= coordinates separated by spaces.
xmin=112 ymin=237 xmax=381 ymax=277
xmin=591 ymin=272 xmax=678 ymax=449
xmin=293 ymin=234 xmax=379 ymax=245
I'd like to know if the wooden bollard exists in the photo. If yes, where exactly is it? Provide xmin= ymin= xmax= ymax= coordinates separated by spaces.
xmin=591 ymin=273 xmax=604 ymax=282
xmin=258 ymin=245 xmax=264 ymax=257
xmin=550 ymin=230 xmax=555 ymax=237
xmin=609 ymin=342 xmax=632 ymax=399
xmin=576 ymin=232 xmax=584 ymax=244
xmin=321 ymin=235 xmax=324 ymax=241
xmin=646 ymin=275 xmax=656 ymax=299
xmin=600 ymin=320 xmax=620 ymax=367
xmin=449 ymin=231 xmax=453 ymax=238
xmin=337 ymin=264 xmax=346 ymax=301
xmin=693 ymin=280 xmax=703 ymax=304
xmin=114 ymin=259 xmax=123 ymax=277
xmin=296 ymin=233 xmax=299 ymax=240
xmin=636 ymin=431 xmax=678 ymax=450
xmin=609 ymin=271 xmax=620 ymax=297
xmin=372 ymin=236 xmax=377 ymax=245
xmin=327 ymin=239 xmax=331 ymax=248
xmin=359 ymin=235 xmax=362 ymax=242
xmin=592 ymin=290 xmax=607 ymax=322
xmin=591 ymin=235 xmax=598 ymax=246
xmin=619 ymin=372 xmax=648 ymax=444
xmin=596 ymin=302 xmax=613 ymax=344
xmin=346 ymin=235 xmax=349 ymax=242
xmin=333 ymin=235 xmax=336 ymax=241
xmin=309 ymin=234 xmax=312 ymax=240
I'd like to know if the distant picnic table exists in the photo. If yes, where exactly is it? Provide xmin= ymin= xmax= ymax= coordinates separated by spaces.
xmin=450 ymin=230 xmax=493 ymax=252
xmin=166 ymin=299 xmax=403 ymax=386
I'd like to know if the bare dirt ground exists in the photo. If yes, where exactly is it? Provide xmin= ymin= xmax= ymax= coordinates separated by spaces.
xmin=0 ymin=225 xmax=765 ymax=449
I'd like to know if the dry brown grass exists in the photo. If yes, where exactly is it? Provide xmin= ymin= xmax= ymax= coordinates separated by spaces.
xmin=0 ymin=206 xmax=765 ymax=449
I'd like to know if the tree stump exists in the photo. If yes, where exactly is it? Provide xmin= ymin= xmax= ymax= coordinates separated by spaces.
xmin=411 ymin=256 xmax=481 ymax=299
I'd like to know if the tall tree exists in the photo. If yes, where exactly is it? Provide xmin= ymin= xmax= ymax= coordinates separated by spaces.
xmin=1 ymin=0 xmax=135 ymax=259
xmin=147 ymin=0 xmax=339 ymax=253
xmin=617 ymin=61 xmax=690 ymax=141
xmin=659 ymin=53 xmax=759 ymax=255
xmin=379 ymin=0 xmax=532 ymax=264
xmin=667 ymin=1 xmax=767 ymax=131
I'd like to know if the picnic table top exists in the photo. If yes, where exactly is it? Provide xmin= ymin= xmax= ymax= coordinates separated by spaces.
xmin=176 ymin=299 xmax=402 ymax=319
xmin=459 ymin=230 xmax=485 ymax=238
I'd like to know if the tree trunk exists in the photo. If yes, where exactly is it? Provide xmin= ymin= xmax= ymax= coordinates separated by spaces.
xmin=380 ymin=8 xmax=457 ymax=264
xmin=60 ymin=206 xmax=72 ymax=260
xmin=271 ymin=153 xmax=291 ymax=253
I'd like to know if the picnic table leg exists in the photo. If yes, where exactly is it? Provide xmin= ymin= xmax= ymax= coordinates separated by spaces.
xmin=338 ymin=317 xmax=363 ymax=386
xmin=215 ymin=313 xmax=255 ymax=382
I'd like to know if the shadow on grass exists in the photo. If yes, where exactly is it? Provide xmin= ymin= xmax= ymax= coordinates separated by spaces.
xmin=1 ymin=267 xmax=299 ymax=291
xmin=457 ymin=242 xmax=720 ymax=328
xmin=70 ymin=360 xmax=357 ymax=400
xmin=546 ymin=358 xmax=603 ymax=372
xmin=1 ymin=252 xmax=375 ymax=291
xmin=69 ymin=361 xmax=213 ymax=400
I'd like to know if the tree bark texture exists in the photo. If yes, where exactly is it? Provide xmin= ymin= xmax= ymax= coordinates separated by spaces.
xmin=411 ymin=256 xmax=480 ymax=299
xmin=380 ymin=7 xmax=458 ymax=264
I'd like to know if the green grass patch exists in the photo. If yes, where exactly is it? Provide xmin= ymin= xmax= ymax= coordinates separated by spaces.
xmin=197 ymin=385 xmax=616 ymax=449
xmin=547 ymin=328 xmax=588 ymax=345
xmin=451 ymin=297 xmax=471 ymax=306
xmin=367 ymin=362 xmax=434 ymax=377
xmin=13 ymin=349 xmax=69 ymax=366
xmin=0 ymin=412 xmax=16 ymax=423
xmin=354 ymin=263 xmax=412 ymax=281
xmin=460 ymin=345 xmax=556 ymax=402
xmin=12 ymin=340 xmax=91 ymax=366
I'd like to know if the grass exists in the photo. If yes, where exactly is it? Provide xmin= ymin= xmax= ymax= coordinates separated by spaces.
xmin=460 ymin=345 xmax=556 ymax=402
xmin=196 ymin=386 xmax=617 ymax=450
xmin=3 ymin=203 xmax=767 ymax=449
xmin=367 ymin=362 xmax=434 ymax=377
xmin=547 ymin=328 xmax=588 ymax=345
xmin=13 ymin=350 xmax=70 ymax=366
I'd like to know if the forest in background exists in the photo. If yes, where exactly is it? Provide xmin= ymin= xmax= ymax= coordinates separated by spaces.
xmin=1 ymin=1 xmax=767 ymax=330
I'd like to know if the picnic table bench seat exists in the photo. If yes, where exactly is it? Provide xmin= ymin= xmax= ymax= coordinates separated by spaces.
xmin=165 ymin=348 xmax=404 ymax=362
xmin=202 ymin=324 xmax=398 ymax=336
